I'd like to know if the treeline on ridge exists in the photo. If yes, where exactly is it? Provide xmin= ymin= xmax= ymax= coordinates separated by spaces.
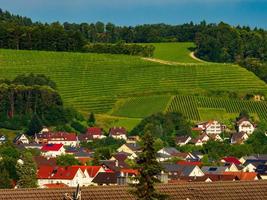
xmin=83 ymin=42 xmax=155 ymax=57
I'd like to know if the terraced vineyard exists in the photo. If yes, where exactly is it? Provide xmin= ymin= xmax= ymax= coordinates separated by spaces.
xmin=167 ymin=95 xmax=267 ymax=121
xmin=1 ymin=43 xmax=267 ymax=124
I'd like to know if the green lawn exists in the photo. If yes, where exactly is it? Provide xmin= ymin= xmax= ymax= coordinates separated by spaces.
xmin=112 ymin=95 xmax=172 ymax=118
xmin=151 ymin=42 xmax=199 ymax=63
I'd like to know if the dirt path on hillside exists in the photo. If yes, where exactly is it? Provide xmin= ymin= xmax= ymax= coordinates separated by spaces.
xmin=189 ymin=52 xmax=206 ymax=63
xmin=142 ymin=57 xmax=202 ymax=66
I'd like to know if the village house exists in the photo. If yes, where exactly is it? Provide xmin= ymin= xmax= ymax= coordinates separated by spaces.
xmin=175 ymin=135 xmax=191 ymax=146
xmin=221 ymin=157 xmax=242 ymax=166
xmin=231 ymin=132 xmax=249 ymax=144
xmin=126 ymin=136 xmax=140 ymax=144
xmin=38 ymin=165 xmax=105 ymax=187
xmin=35 ymin=132 xmax=79 ymax=147
xmin=190 ymin=133 xmax=210 ymax=146
xmin=109 ymin=127 xmax=127 ymax=140
xmin=162 ymin=163 xmax=204 ymax=181
xmin=92 ymin=172 xmax=118 ymax=186
xmin=201 ymin=166 xmax=230 ymax=175
xmin=41 ymin=144 xmax=65 ymax=158
xmin=117 ymin=143 xmax=141 ymax=158
xmin=13 ymin=134 xmax=30 ymax=145
xmin=223 ymin=171 xmax=259 ymax=181
xmin=110 ymin=152 xmax=132 ymax=168
xmin=196 ymin=120 xmax=224 ymax=135
xmin=0 ymin=135 xmax=7 ymax=144
xmin=236 ymin=117 xmax=255 ymax=134
xmin=157 ymin=147 xmax=181 ymax=162
xmin=82 ymin=127 xmax=106 ymax=141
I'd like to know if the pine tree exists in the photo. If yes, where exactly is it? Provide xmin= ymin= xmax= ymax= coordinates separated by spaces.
xmin=131 ymin=127 xmax=168 ymax=200
xmin=87 ymin=112 xmax=96 ymax=127
xmin=16 ymin=152 xmax=37 ymax=188
xmin=27 ymin=114 xmax=42 ymax=136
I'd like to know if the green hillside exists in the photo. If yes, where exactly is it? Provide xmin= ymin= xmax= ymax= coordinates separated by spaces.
xmin=151 ymin=42 xmax=199 ymax=63
xmin=0 ymin=43 xmax=267 ymax=126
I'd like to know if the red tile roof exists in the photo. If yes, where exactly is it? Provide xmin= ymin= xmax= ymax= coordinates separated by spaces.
xmin=177 ymin=161 xmax=202 ymax=166
xmin=120 ymin=169 xmax=138 ymax=175
xmin=43 ymin=183 xmax=68 ymax=188
xmin=87 ymin=127 xmax=102 ymax=136
xmin=41 ymin=144 xmax=63 ymax=152
xmin=223 ymin=172 xmax=258 ymax=181
xmin=37 ymin=165 xmax=79 ymax=180
xmin=1 ymin=181 xmax=267 ymax=200
xmin=36 ymin=132 xmax=77 ymax=141
xmin=222 ymin=157 xmax=241 ymax=165
xmin=109 ymin=127 xmax=127 ymax=136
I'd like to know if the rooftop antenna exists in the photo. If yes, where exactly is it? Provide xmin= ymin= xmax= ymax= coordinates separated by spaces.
xmin=63 ymin=184 xmax=81 ymax=200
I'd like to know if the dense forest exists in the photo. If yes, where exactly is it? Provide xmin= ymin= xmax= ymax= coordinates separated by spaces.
xmin=0 ymin=74 xmax=78 ymax=130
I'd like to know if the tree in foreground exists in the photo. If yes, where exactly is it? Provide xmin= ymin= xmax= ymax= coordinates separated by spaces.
xmin=16 ymin=152 xmax=37 ymax=188
xmin=131 ymin=126 xmax=168 ymax=200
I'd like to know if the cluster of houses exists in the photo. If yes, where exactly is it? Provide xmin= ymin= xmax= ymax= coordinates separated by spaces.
xmin=0 ymin=116 xmax=264 ymax=188
xmin=176 ymin=117 xmax=255 ymax=146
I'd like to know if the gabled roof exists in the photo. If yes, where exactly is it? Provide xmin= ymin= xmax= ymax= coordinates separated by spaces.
xmin=176 ymin=135 xmax=191 ymax=143
xmin=41 ymin=144 xmax=63 ymax=152
xmin=236 ymin=117 xmax=252 ymax=125
xmin=72 ymin=166 xmax=102 ymax=177
xmin=162 ymin=163 xmax=199 ymax=177
xmin=201 ymin=166 xmax=228 ymax=174
xmin=43 ymin=183 xmax=68 ymax=188
xmin=223 ymin=172 xmax=258 ymax=181
xmin=222 ymin=157 xmax=242 ymax=165
xmin=124 ymin=143 xmax=141 ymax=152
xmin=36 ymin=132 xmax=77 ymax=141
xmin=159 ymin=147 xmax=180 ymax=156
xmin=92 ymin=172 xmax=118 ymax=185
xmin=177 ymin=161 xmax=202 ymax=167
xmin=87 ymin=127 xmax=102 ymax=136
xmin=13 ymin=134 xmax=28 ymax=143
xmin=231 ymin=132 xmax=248 ymax=143
xmin=109 ymin=127 xmax=127 ymax=136
xmin=37 ymin=166 xmax=80 ymax=180
xmin=256 ymin=164 xmax=267 ymax=175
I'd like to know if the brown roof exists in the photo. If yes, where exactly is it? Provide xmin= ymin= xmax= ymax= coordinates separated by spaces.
xmin=1 ymin=181 xmax=267 ymax=199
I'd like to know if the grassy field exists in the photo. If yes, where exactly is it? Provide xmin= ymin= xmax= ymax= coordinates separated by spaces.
xmin=1 ymin=43 xmax=267 ymax=128
xmin=151 ymin=42 xmax=199 ymax=63
xmin=111 ymin=95 xmax=172 ymax=118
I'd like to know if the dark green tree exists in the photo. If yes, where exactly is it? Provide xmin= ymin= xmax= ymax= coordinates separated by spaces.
xmin=0 ymin=165 xmax=13 ymax=189
xmin=87 ymin=112 xmax=96 ymax=127
xmin=27 ymin=114 xmax=42 ymax=136
xmin=131 ymin=128 xmax=168 ymax=200
xmin=56 ymin=154 xmax=81 ymax=166
xmin=16 ymin=152 xmax=37 ymax=188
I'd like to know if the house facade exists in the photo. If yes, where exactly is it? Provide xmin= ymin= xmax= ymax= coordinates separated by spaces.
xmin=109 ymin=127 xmax=127 ymax=140
xmin=237 ymin=118 xmax=255 ymax=134
xmin=41 ymin=144 xmax=65 ymax=158
xmin=197 ymin=120 xmax=224 ymax=135
xmin=35 ymin=132 xmax=79 ymax=147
